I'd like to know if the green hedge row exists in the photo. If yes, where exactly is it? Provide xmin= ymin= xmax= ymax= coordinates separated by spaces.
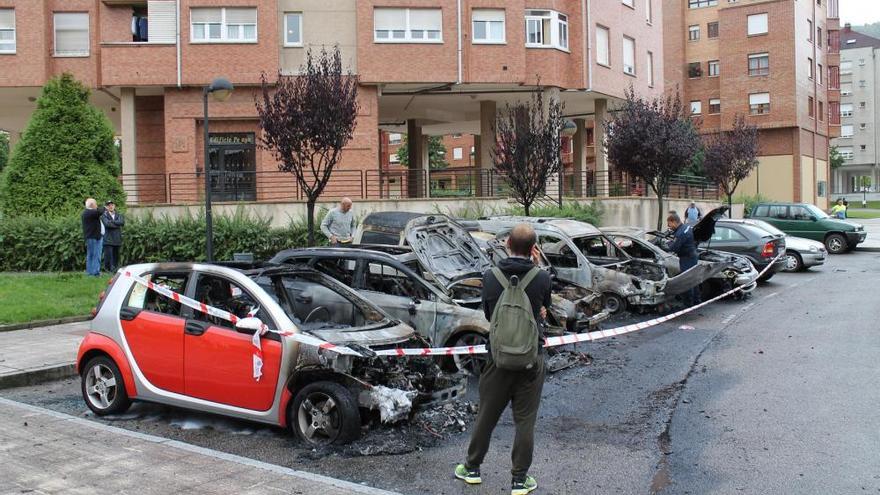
xmin=0 ymin=210 xmax=318 ymax=272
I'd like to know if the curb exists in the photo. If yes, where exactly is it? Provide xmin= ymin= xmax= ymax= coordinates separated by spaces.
xmin=0 ymin=316 xmax=90 ymax=333
xmin=857 ymin=247 xmax=880 ymax=253
xmin=0 ymin=364 xmax=77 ymax=390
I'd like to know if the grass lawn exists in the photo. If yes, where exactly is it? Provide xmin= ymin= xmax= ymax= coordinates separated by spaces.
xmin=842 ymin=200 xmax=880 ymax=210
xmin=843 ymin=209 xmax=880 ymax=219
xmin=0 ymin=272 xmax=112 ymax=325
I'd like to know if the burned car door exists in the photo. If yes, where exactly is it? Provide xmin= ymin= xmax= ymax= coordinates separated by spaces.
xmin=536 ymin=232 xmax=591 ymax=287
xmin=611 ymin=234 xmax=680 ymax=275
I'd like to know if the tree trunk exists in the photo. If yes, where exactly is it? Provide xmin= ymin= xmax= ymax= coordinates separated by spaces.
xmin=306 ymin=200 xmax=316 ymax=247
xmin=727 ymin=192 xmax=733 ymax=218
xmin=656 ymin=192 xmax=664 ymax=231
xmin=524 ymin=201 xmax=531 ymax=217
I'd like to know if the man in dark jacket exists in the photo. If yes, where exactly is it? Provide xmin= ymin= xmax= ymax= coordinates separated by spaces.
xmin=456 ymin=223 xmax=551 ymax=495
xmin=666 ymin=212 xmax=701 ymax=306
xmin=81 ymin=198 xmax=105 ymax=277
xmin=101 ymin=200 xmax=124 ymax=272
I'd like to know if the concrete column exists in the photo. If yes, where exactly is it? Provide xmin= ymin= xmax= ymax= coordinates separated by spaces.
xmin=544 ymin=88 xmax=561 ymax=202
xmin=421 ymin=134 xmax=431 ymax=198
xmin=406 ymin=119 xmax=425 ymax=197
xmin=478 ymin=100 xmax=496 ymax=196
xmin=573 ymin=118 xmax=586 ymax=197
xmin=120 ymin=87 xmax=138 ymax=201
xmin=594 ymin=98 xmax=609 ymax=197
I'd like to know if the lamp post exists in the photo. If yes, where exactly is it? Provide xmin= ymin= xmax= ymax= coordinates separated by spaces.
xmin=559 ymin=119 xmax=578 ymax=208
xmin=203 ymin=77 xmax=233 ymax=262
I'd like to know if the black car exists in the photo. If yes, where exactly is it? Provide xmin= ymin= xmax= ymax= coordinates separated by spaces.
xmin=703 ymin=219 xmax=787 ymax=282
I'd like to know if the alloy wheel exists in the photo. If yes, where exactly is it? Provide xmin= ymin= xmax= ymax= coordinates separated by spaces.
xmin=297 ymin=392 xmax=341 ymax=443
xmin=85 ymin=364 xmax=118 ymax=410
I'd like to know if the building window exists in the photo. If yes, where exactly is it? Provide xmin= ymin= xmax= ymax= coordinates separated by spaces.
xmin=647 ymin=51 xmax=655 ymax=87
xmin=708 ymin=60 xmax=720 ymax=76
xmin=748 ymin=52 xmax=769 ymax=76
xmin=808 ymin=57 xmax=814 ymax=79
xmin=817 ymin=26 xmax=822 ymax=47
xmin=708 ymin=21 xmax=719 ymax=38
xmin=817 ymin=63 xmax=823 ymax=85
xmin=374 ymin=8 xmax=442 ymax=43
xmin=709 ymin=98 xmax=721 ymax=114
xmin=808 ymin=96 xmax=815 ymax=118
xmin=688 ymin=25 xmax=700 ymax=41
xmin=0 ymin=9 xmax=14 ymax=53
xmin=453 ymin=147 xmax=463 ymax=160
xmin=596 ymin=25 xmax=610 ymax=65
xmin=859 ymin=58 xmax=866 ymax=66
xmin=623 ymin=36 xmax=636 ymax=75
xmin=840 ymin=60 xmax=852 ymax=74
xmin=859 ymin=79 xmax=866 ymax=88
xmin=472 ymin=9 xmax=505 ymax=44
xmin=623 ymin=0 xmax=634 ymax=7
xmin=840 ymin=103 xmax=853 ymax=117
xmin=389 ymin=133 xmax=402 ymax=145
xmin=839 ymin=147 xmax=853 ymax=160
xmin=747 ymin=13 xmax=768 ymax=36
xmin=807 ymin=19 xmax=813 ymax=42
xmin=525 ymin=10 xmax=568 ymax=50
xmin=819 ymin=101 xmax=824 ymax=121
xmin=646 ymin=0 xmax=653 ymax=23
xmin=749 ymin=92 xmax=770 ymax=115
xmin=191 ymin=8 xmax=257 ymax=43
xmin=688 ymin=62 xmax=702 ymax=78
xmin=283 ymin=13 xmax=302 ymax=46
xmin=860 ymin=144 xmax=867 ymax=151
xmin=688 ymin=0 xmax=718 ymax=8
xmin=690 ymin=101 xmax=702 ymax=115
xmin=841 ymin=82 xmax=852 ymax=95
xmin=859 ymin=101 xmax=866 ymax=109
xmin=54 ymin=12 xmax=89 ymax=57
xmin=841 ymin=124 xmax=854 ymax=138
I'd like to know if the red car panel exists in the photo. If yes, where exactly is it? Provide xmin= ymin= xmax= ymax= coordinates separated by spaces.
xmin=121 ymin=311 xmax=185 ymax=394
xmin=77 ymin=332 xmax=139 ymax=398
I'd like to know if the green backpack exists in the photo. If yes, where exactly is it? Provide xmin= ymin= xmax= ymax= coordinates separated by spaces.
xmin=489 ymin=266 xmax=541 ymax=371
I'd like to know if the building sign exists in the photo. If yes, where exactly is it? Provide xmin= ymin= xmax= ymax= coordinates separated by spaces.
xmin=209 ymin=133 xmax=255 ymax=146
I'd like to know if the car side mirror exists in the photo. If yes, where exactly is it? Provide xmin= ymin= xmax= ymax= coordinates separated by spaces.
xmin=810 ymin=215 xmax=818 ymax=221
xmin=235 ymin=316 xmax=264 ymax=333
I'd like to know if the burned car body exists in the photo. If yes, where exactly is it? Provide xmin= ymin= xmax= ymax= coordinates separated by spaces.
xmin=77 ymin=261 xmax=464 ymax=447
xmin=476 ymin=216 xmax=731 ymax=313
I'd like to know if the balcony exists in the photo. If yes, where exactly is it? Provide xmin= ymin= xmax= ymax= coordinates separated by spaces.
xmin=100 ymin=43 xmax=177 ymax=86
xmin=827 ymin=0 xmax=839 ymax=20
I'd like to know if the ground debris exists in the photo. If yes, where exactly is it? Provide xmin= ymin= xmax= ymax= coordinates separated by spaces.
xmin=547 ymin=351 xmax=594 ymax=373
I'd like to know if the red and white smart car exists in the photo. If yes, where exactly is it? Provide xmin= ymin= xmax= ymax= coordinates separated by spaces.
xmin=77 ymin=262 xmax=464 ymax=444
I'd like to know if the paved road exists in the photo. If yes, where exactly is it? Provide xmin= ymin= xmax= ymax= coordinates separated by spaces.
xmin=2 ymin=252 xmax=878 ymax=494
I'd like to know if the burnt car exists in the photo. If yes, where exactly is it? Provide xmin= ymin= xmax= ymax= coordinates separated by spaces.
xmin=78 ymin=262 xmax=464 ymax=446
xmin=476 ymin=217 xmax=731 ymax=314
xmin=605 ymin=207 xmax=759 ymax=299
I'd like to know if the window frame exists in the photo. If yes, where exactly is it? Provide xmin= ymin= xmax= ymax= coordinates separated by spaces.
xmin=190 ymin=7 xmax=258 ymax=44
xmin=622 ymin=35 xmax=636 ymax=75
xmin=747 ymin=13 xmax=768 ymax=36
xmin=622 ymin=0 xmax=635 ymax=8
xmin=53 ymin=12 xmax=90 ymax=58
xmin=596 ymin=24 xmax=610 ymax=66
xmin=707 ymin=21 xmax=719 ymax=39
xmin=525 ymin=9 xmax=569 ymax=52
xmin=748 ymin=52 xmax=769 ymax=76
xmin=472 ymin=9 xmax=506 ymax=44
xmin=841 ymin=124 xmax=854 ymax=138
xmin=708 ymin=59 xmax=720 ymax=77
xmin=646 ymin=0 xmax=653 ymax=24
xmin=808 ymin=96 xmax=815 ymax=118
xmin=690 ymin=100 xmax=702 ymax=115
xmin=688 ymin=0 xmax=718 ymax=8
xmin=709 ymin=98 xmax=721 ymax=114
xmin=283 ymin=12 xmax=302 ymax=47
xmin=688 ymin=61 xmax=702 ymax=79
xmin=124 ymin=271 xmax=191 ymax=318
xmin=647 ymin=50 xmax=655 ymax=87
xmin=688 ymin=24 xmax=700 ymax=41
xmin=749 ymin=92 xmax=770 ymax=115
xmin=373 ymin=7 xmax=443 ymax=44
xmin=0 ymin=8 xmax=15 ymax=54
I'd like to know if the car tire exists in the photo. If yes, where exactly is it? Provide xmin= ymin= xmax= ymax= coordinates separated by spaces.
xmin=449 ymin=332 xmax=489 ymax=376
xmin=81 ymin=356 xmax=132 ymax=416
xmin=290 ymin=381 xmax=361 ymax=446
xmin=782 ymin=251 xmax=803 ymax=272
xmin=824 ymin=233 xmax=848 ymax=255
xmin=602 ymin=293 xmax=627 ymax=315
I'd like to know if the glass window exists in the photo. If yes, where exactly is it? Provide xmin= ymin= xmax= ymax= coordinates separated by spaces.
xmin=558 ymin=13 xmax=568 ymax=49
xmin=646 ymin=0 xmax=653 ymax=23
xmin=808 ymin=96 xmax=815 ymax=118
xmin=710 ymin=226 xmax=747 ymax=242
xmin=807 ymin=19 xmax=813 ymax=41
xmin=688 ymin=25 xmax=700 ymax=41
xmin=363 ymin=262 xmax=427 ymax=300
xmin=472 ymin=9 xmax=505 ymax=43
xmin=525 ymin=10 xmax=568 ymax=50
xmin=817 ymin=26 xmax=822 ymax=47
xmin=193 ymin=274 xmax=261 ymax=329
xmin=0 ymin=9 xmax=15 ymax=53
xmin=284 ymin=12 xmax=302 ymax=46
xmin=841 ymin=82 xmax=852 ymax=95
xmin=749 ymin=92 xmax=770 ymax=115
xmin=688 ymin=62 xmax=702 ymax=78
xmin=707 ymin=21 xmax=719 ymax=38
xmin=389 ymin=133 xmax=402 ymax=145
xmin=623 ymin=0 xmax=634 ymax=6
xmin=789 ymin=206 xmax=812 ymax=221
xmin=622 ymin=36 xmax=635 ymax=75
xmin=125 ymin=273 xmax=189 ymax=316
xmin=819 ymin=101 xmax=824 ymax=121
xmin=54 ymin=12 xmax=89 ymax=56
xmin=538 ymin=235 xmax=579 ymax=268
xmin=841 ymin=124 xmax=854 ymax=138
xmin=191 ymin=7 xmax=256 ymax=42
xmin=752 ymin=205 xmax=768 ymax=217
xmin=708 ymin=60 xmax=720 ymax=76
xmin=808 ymin=57 xmax=814 ymax=79
xmin=688 ymin=0 xmax=718 ymax=8
xmin=840 ymin=60 xmax=852 ymax=74
xmin=374 ymin=8 xmax=441 ymax=43
xmin=838 ymin=147 xmax=853 ymax=159
xmin=840 ymin=103 xmax=853 ymax=117
xmin=690 ymin=100 xmax=702 ymax=115
xmin=748 ymin=53 xmax=769 ymax=76
xmin=453 ymin=147 xmax=463 ymax=160
xmin=647 ymin=51 xmax=654 ymax=87
xmin=709 ymin=98 xmax=721 ymax=114
xmin=768 ymin=205 xmax=788 ymax=218
xmin=817 ymin=63 xmax=823 ymax=85
xmin=747 ymin=13 xmax=768 ymax=36
xmin=597 ymin=25 xmax=610 ymax=65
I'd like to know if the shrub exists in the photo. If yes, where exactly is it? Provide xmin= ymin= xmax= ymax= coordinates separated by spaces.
xmin=0 ymin=74 xmax=125 ymax=218
xmin=733 ymin=193 xmax=769 ymax=217
xmin=0 ymin=132 xmax=8 ymax=175
xmin=508 ymin=201 xmax=604 ymax=226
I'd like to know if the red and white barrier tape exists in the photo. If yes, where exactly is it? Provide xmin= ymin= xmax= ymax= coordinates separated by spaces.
xmin=122 ymin=255 xmax=780 ymax=380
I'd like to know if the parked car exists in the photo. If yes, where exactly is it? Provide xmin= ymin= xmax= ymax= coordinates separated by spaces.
xmin=702 ymin=219 xmax=787 ymax=281
xmin=77 ymin=263 xmax=464 ymax=446
xmin=604 ymin=208 xmax=759 ymax=299
xmin=739 ymin=218 xmax=826 ymax=272
xmin=748 ymin=202 xmax=866 ymax=254
xmin=476 ymin=216 xmax=729 ymax=314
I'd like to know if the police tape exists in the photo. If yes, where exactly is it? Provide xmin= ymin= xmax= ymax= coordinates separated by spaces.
xmin=122 ymin=254 xmax=781 ymax=379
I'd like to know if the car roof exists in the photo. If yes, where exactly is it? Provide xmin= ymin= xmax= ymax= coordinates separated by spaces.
xmin=482 ymin=216 xmax=602 ymax=236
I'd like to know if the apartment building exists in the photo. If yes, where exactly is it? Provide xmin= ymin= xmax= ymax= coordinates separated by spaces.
xmin=0 ymin=0 xmax=662 ymax=204
xmin=831 ymin=25 xmax=880 ymax=194
xmin=664 ymin=0 xmax=840 ymax=209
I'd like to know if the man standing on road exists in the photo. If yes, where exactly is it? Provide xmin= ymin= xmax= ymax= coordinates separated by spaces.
xmin=101 ymin=200 xmax=124 ymax=272
xmin=320 ymin=197 xmax=356 ymax=246
xmin=81 ymin=198 xmax=105 ymax=277
xmin=666 ymin=213 xmax=701 ymax=307
xmin=455 ymin=223 xmax=551 ymax=495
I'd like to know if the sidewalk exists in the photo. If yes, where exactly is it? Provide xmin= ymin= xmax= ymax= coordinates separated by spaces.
xmin=856 ymin=217 xmax=880 ymax=252
xmin=0 ymin=397 xmax=399 ymax=495
xmin=0 ymin=321 xmax=88 ymax=389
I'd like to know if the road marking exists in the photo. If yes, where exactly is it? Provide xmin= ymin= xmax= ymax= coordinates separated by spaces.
xmin=0 ymin=397 xmax=401 ymax=495
xmin=764 ymin=292 xmax=780 ymax=300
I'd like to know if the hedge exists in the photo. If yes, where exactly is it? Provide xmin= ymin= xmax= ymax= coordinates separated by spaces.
xmin=0 ymin=210 xmax=319 ymax=272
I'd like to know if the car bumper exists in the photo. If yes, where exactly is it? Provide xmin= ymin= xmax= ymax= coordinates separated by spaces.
xmin=846 ymin=231 xmax=867 ymax=246
xmin=800 ymin=251 xmax=827 ymax=267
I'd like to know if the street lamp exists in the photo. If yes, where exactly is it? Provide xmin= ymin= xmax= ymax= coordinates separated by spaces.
xmin=203 ymin=77 xmax=233 ymax=262
xmin=559 ymin=120 xmax=578 ymax=207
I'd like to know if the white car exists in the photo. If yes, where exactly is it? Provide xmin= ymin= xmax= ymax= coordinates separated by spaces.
xmin=741 ymin=219 xmax=826 ymax=272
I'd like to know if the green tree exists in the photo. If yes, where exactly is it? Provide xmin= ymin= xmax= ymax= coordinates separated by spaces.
xmin=0 ymin=132 xmax=9 ymax=174
xmin=829 ymin=145 xmax=844 ymax=169
xmin=395 ymin=135 xmax=449 ymax=170
xmin=0 ymin=74 xmax=124 ymax=218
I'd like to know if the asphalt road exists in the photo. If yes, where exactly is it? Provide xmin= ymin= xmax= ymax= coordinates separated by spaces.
xmin=3 ymin=251 xmax=879 ymax=494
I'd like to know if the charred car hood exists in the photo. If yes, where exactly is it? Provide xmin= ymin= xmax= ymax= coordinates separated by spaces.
xmin=307 ymin=321 xmax=415 ymax=347
xmin=693 ymin=206 xmax=729 ymax=244
xmin=404 ymin=215 xmax=493 ymax=289
xmin=663 ymin=259 xmax=733 ymax=295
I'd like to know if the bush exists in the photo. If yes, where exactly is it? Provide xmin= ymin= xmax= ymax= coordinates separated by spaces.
xmin=508 ymin=201 xmax=604 ymax=225
xmin=0 ymin=74 xmax=125 ymax=218
xmin=0 ymin=132 xmax=8 ymax=175
xmin=733 ymin=193 xmax=769 ymax=217
xmin=0 ymin=210 xmax=317 ymax=272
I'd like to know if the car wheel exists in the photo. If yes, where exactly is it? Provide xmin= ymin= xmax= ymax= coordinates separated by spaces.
xmin=602 ymin=293 xmax=627 ymax=315
xmin=451 ymin=332 xmax=489 ymax=376
xmin=290 ymin=381 xmax=360 ymax=446
xmin=81 ymin=356 xmax=131 ymax=416
xmin=824 ymin=233 xmax=847 ymax=254
xmin=782 ymin=251 xmax=803 ymax=272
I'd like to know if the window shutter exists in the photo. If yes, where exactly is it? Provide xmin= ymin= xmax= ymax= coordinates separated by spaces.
xmin=374 ymin=8 xmax=405 ymax=31
xmin=0 ymin=9 xmax=14 ymax=29
xmin=409 ymin=9 xmax=441 ymax=31
xmin=148 ymin=1 xmax=176 ymax=43
xmin=191 ymin=8 xmax=222 ymax=24
xmin=55 ymin=13 xmax=89 ymax=55
xmin=225 ymin=8 xmax=256 ymax=25
xmin=749 ymin=93 xmax=770 ymax=105
xmin=472 ymin=9 xmax=503 ymax=22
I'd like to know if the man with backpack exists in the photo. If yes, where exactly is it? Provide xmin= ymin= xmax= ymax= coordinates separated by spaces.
xmin=455 ymin=223 xmax=552 ymax=495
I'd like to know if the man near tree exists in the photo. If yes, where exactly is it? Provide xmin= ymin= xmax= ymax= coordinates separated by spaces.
xmin=101 ymin=200 xmax=124 ymax=272
xmin=81 ymin=198 xmax=105 ymax=277
xmin=320 ymin=197 xmax=356 ymax=246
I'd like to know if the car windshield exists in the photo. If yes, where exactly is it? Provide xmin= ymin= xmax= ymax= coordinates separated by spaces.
xmin=804 ymin=204 xmax=829 ymax=219
xmin=747 ymin=219 xmax=785 ymax=237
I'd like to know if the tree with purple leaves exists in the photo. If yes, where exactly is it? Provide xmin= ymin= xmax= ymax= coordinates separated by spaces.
xmin=604 ymin=87 xmax=703 ymax=230
xmin=255 ymin=47 xmax=359 ymax=246
xmin=703 ymin=115 xmax=759 ymax=217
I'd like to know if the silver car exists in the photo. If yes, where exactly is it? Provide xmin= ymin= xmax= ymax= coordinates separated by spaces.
xmin=741 ymin=219 xmax=827 ymax=272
